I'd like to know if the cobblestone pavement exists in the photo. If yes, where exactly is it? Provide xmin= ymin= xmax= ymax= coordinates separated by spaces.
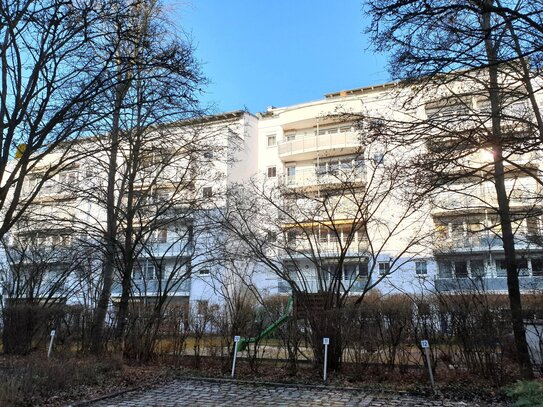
xmin=87 ymin=379 xmax=506 ymax=406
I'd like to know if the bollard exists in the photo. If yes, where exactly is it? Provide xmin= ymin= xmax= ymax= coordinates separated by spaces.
xmin=323 ymin=337 xmax=330 ymax=383
xmin=231 ymin=335 xmax=241 ymax=378
xmin=420 ymin=339 xmax=435 ymax=392
xmin=47 ymin=330 xmax=56 ymax=358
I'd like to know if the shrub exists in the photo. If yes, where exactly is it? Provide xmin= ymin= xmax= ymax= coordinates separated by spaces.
xmin=2 ymin=304 xmax=65 ymax=355
xmin=507 ymin=380 xmax=543 ymax=407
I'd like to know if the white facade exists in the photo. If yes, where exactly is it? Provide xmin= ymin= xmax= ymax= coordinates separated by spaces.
xmin=2 ymin=79 xmax=543 ymax=309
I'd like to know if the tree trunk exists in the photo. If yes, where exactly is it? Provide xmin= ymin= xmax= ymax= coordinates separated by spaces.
xmin=482 ymin=2 xmax=533 ymax=378
xmin=89 ymin=82 xmax=124 ymax=354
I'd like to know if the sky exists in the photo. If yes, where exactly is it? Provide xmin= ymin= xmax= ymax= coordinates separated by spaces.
xmin=171 ymin=1 xmax=390 ymax=114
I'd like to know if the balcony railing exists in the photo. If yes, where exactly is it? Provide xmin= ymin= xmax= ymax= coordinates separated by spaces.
xmin=140 ymin=240 xmax=192 ymax=257
xmin=112 ymin=278 xmax=191 ymax=296
xmin=284 ymin=238 xmax=367 ymax=257
xmin=434 ymin=234 xmax=539 ymax=253
xmin=433 ymin=192 xmax=538 ymax=213
xmin=278 ymin=132 xmax=360 ymax=159
xmin=435 ymin=276 xmax=543 ymax=292
xmin=278 ymin=277 xmax=368 ymax=293
xmin=281 ymin=167 xmax=365 ymax=189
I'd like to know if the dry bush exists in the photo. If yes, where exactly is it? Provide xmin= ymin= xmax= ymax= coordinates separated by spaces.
xmin=0 ymin=355 xmax=123 ymax=406
xmin=2 ymin=304 xmax=67 ymax=355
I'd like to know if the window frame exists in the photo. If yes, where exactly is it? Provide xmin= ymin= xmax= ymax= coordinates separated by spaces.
xmin=267 ymin=166 xmax=277 ymax=178
xmin=378 ymin=261 xmax=390 ymax=276
xmin=267 ymin=134 xmax=277 ymax=147
xmin=415 ymin=260 xmax=428 ymax=275
xmin=202 ymin=186 xmax=212 ymax=198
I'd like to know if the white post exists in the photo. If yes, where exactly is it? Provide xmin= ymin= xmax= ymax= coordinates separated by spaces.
xmin=323 ymin=337 xmax=329 ymax=383
xmin=47 ymin=330 xmax=56 ymax=358
xmin=421 ymin=339 xmax=435 ymax=391
xmin=231 ymin=335 xmax=240 ymax=378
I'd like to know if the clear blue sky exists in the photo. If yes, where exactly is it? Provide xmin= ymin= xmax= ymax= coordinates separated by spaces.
xmin=170 ymin=1 xmax=389 ymax=114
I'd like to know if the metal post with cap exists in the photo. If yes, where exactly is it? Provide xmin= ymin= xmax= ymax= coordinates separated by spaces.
xmin=323 ymin=337 xmax=330 ymax=383
xmin=231 ymin=335 xmax=241 ymax=378
xmin=421 ymin=339 xmax=435 ymax=392
xmin=47 ymin=330 xmax=56 ymax=358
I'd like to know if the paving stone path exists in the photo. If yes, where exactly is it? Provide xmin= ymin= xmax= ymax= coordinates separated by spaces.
xmin=86 ymin=378 xmax=507 ymax=406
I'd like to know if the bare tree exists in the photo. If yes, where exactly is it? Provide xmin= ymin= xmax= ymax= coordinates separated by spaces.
xmin=0 ymin=0 xmax=130 ymax=242
xmin=86 ymin=0 xmax=206 ymax=353
xmin=219 ymin=133 xmax=432 ymax=370
xmin=365 ymin=0 xmax=543 ymax=378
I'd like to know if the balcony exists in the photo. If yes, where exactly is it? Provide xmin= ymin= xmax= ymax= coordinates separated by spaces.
xmin=284 ymin=237 xmax=367 ymax=258
xmin=278 ymin=277 xmax=368 ymax=293
xmin=434 ymin=233 xmax=542 ymax=254
xmin=278 ymin=132 xmax=360 ymax=161
xmin=435 ymin=276 xmax=543 ymax=292
xmin=432 ymin=191 xmax=539 ymax=215
xmin=281 ymin=167 xmax=365 ymax=190
xmin=140 ymin=241 xmax=193 ymax=257
xmin=112 ymin=278 xmax=191 ymax=297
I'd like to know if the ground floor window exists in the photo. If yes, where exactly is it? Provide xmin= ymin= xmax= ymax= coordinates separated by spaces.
xmin=415 ymin=260 xmax=427 ymax=275
xmin=378 ymin=261 xmax=390 ymax=276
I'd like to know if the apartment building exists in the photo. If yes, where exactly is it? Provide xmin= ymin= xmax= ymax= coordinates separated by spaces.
xmin=0 ymin=111 xmax=260 ymax=309
xmin=2 ymin=76 xmax=542 ymax=310
xmin=255 ymin=74 xmax=543 ymax=298
xmin=256 ymin=85 xmax=436 ymax=298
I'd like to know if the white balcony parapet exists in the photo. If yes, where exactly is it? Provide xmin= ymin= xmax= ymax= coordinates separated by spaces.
xmin=284 ymin=237 xmax=367 ymax=257
xmin=432 ymin=191 xmax=539 ymax=213
xmin=278 ymin=278 xmax=368 ymax=293
xmin=278 ymin=132 xmax=361 ymax=159
xmin=282 ymin=167 xmax=365 ymax=189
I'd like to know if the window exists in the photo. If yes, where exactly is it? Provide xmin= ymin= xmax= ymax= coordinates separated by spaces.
xmin=454 ymin=261 xmax=468 ymax=278
xmin=343 ymin=263 xmax=358 ymax=281
xmin=415 ymin=261 xmax=427 ymax=275
xmin=315 ymin=156 xmax=363 ymax=175
xmin=373 ymin=153 xmax=384 ymax=165
xmin=518 ymin=258 xmax=530 ymax=276
xmin=203 ymin=187 xmax=212 ymax=198
xmin=496 ymin=259 xmax=507 ymax=277
xmin=286 ymin=133 xmax=296 ymax=141
xmin=152 ymin=229 xmax=167 ymax=243
xmin=266 ymin=230 xmax=277 ymax=242
xmin=199 ymin=269 xmax=210 ymax=275
xmin=286 ymin=166 xmax=296 ymax=181
xmin=531 ymin=258 xmax=543 ymax=276
xmin=287 ymin=230 xmax=298 ymax=243
xmin=358 ymin=262 xmax=369 ymax=277
xmin=470 ymin=259 xmax=485 ymax=278
xmin=438 ymin=260 xmax=453 ymax=278
xmin=267 ymin=166 xmax=277 ymax=178
xmin=196 ymin=300 xmax=208 ymax=316
xmin=378 ymin=261 xmax=390 ymax=275
xmin=267 ymin=134 xmax=276 ymax=147
xmin=134 ymin=261 xmax=155 ymax=280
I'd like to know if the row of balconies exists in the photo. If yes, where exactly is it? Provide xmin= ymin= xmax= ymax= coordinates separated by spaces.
xmin=435 ymin=276 xmax=543 ymax=292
